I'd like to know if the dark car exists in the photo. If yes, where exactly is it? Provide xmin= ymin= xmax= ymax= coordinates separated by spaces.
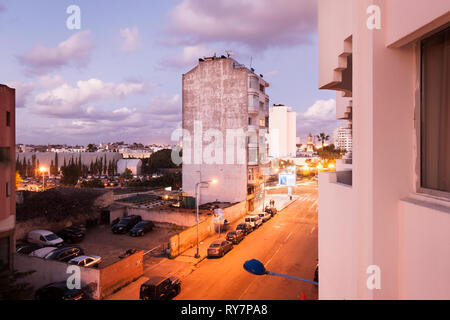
xmin=35 ymin=281 xmax=86 ymax=300
xmin=129 ymin=220 xmax=155 ymax=237
xmin=57 ymin=227 xmax=85 ymax=243
xmin=44 ymin=245 xmax=84 ymax=262
xmin=236 ymin=223 xmax=253 ymax=235
xmin=140 ymin=276 xmax=181 ymax=300
xmin=111 ymin=215 xmax=142 ymax=234
xmin=207 ymin=240 xmax=233 ymax=258
xmin=16 ymin=243 xmax=43 ymax=255
xmin=265 ymin=206 xmax=278 ymax=217
xmin=226 ymin=230 xmax=245 ymax=244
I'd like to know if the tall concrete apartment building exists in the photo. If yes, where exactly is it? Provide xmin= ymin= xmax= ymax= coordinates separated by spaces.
xmin=269 ymin=105 xmax=297 ymax=158
xmin=333 ymin=125 xmax=352 ymax=154
xmin=182 ymin=56 xmax=269 ymax=211
xmin=318 ymin=0 xmax=450 ymax=299
xmin=0 ymin=84 xmax=15 ymax=269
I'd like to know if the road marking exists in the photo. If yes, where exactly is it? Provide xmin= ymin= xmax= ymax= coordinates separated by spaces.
xmin=265 ymin=245 xmax=282 ymax=268
xmin=274 ymin=225 xmax=281 ymax=229
xmin=284 ymin=231 xmax=293 ymax=243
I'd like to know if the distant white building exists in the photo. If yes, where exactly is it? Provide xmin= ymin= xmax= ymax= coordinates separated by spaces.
xmin=333 ymin=125 xmax=352 ymax=153
xmin=269 ymin=105 xmax=297 ymax=158
xmin=117 ymin=159 xmax=142 ymax=175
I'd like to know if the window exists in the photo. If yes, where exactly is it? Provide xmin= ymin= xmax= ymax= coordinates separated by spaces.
xmin=0 ymin=147 xmax=9 ymax=163
xmin=6 ymin=111 xmax=10 ymax=127
xmin=6 ymin=182 xmax=10 ymax=197
xmin=249 ymin=77 xmax=259 ymax=90
xmin=248 ymin=118 xmax=252 ymax=125
xmin=420 ymin=27 xmax=450 ymax=194
xmin=260 ymin=84 xmax=265 ymax=93
xmin=259 ymin=119 xmax=265 ymax=127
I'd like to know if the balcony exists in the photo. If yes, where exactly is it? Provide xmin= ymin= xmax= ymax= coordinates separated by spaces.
xmin=248 ymin=105 xmax=259 ymax=115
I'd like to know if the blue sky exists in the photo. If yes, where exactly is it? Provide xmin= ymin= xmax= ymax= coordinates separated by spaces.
xmin=0 ymin=0 xmax=338 ymax=145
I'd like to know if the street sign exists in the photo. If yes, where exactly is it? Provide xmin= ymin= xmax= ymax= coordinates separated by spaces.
xmin=279 ymin=173 xmax=296 ymax=187
xmin=214 ymin=209 xmax=224 ymax=222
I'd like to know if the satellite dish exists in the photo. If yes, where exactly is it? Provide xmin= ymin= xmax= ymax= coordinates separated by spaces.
xmin=226 ymin=50 xmax=234 ymax=57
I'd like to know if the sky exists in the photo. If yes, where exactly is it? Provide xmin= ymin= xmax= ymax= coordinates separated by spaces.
xmin=0 ymin=0 xmax=338 ymax=145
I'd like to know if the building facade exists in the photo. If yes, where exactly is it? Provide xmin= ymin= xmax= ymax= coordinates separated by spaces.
xmin=182 ymin=56 xmax=269 ymax=210
xmin=0 ymin=84 xmax=15 ymax=269
xmin=333 ymin=125 xmax=353 ymax=154
xmin=269 ymin=105 xmax=297 ymax=158
xmin=318 ymin=0 xmax=450 ymax=299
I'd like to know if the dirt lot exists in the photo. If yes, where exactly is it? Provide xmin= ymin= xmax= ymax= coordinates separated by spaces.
xmin=80 ymin=222 xmax=183 ymax=267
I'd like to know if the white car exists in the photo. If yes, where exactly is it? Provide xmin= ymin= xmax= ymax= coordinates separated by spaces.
xmin=29 ymin=247 xmax=57 ymax=258
xmin=68 ymin=255 xmax=102 ymax=268
xmin=245 ymin=215 xmax=263 ymax=229
xmin=27 ymin=230 xmax=64 ymax=247
xmin=258 ymin=212 xmax=271 ymax=223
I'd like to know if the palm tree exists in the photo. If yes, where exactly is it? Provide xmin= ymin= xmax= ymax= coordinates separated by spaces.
xmin=316 ymin=133 xmax=330 ymax=149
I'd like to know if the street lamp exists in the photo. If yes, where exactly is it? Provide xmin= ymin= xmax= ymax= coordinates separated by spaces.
xmin=262 ymin=167 xmax=279 ymax=210
xmin=194 ymin=178 xmax=218 ymax=258
xmin=243 ymin=259 xmax=318 ymax=286
xmin=39 ymin=166 xmax=46 ymax=191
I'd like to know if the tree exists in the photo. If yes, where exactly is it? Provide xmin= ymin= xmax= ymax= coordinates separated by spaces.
xmin=87 ymin=144 xmax=98 ymax=152
xmin=54 ymin=153 xmax=59 ymax=175
xmin=317 ymin=144 xmax=345 ymax=164
xmin=120 ymin=168 xmax=133 ymax=181
xmin=60 ymin=163 xmax=80 ymax=186
xmin=142 ymin=149 xmax=180 ymax=174
xmin=316 ymin=133 xmax=330 ymax=149
xmin=0 ymin=263 xmax=35 ymax=300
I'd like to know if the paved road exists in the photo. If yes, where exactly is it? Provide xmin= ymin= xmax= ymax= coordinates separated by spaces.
xmin=175 ymin=180 xmax=318 ymax=300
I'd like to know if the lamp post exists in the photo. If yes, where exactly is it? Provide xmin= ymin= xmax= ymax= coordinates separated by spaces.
xmin=262 ymin=167 xmax=279 ymax=210
xmin=243 ymin=259 xmax=318 ymax=286
xmin=39 ymin=167 xmax=46 ymax=191
xmin=194 ymin=178 xmax=218 ymax=258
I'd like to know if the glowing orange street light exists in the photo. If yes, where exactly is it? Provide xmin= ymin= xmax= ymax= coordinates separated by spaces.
xmin=39 ymin=167 xmax=47 ymax=191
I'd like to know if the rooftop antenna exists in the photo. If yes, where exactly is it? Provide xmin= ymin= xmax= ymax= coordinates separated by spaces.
xmin=226 ymin=50 xmax=234 ymax=58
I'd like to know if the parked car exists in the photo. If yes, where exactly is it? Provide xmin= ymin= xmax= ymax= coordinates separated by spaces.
xmin=69 ymin=255 xmax=102 ymax=268
xmin=236 ymin=223 xmax=253 ymax=235
xmin=258 ymin=211 xmax=271 ymax=223
xmin=44 ymin=245 xmax=84 ymax=262
xmin=16 ymin=243 xmax=43 ymax=255
xmin=29 ymin=246 xmax=58 ymax=258
xmin=264 ymin=206 xmax=278 ymax=216
xmin=111 ymin=215 xmax=142 ymax=234
xmin=140 ymin=276 xmax=181 ymax=300
xmin=207 ymin=240 xmax=233 ymax=258
xmin=35 ymin=281 xmax=86 ymax=300
xmin=27 ymin=230 xmax=64 ymax=247
xmin=226 ymin=230 xmax=245 ymax=244
xmin=56 ymin=227 xmax=85 ymax=243
xmin=245 ymin=215 xmax=263 ymax=229
xmin=129 ymin=220 xmax=155 ymax=237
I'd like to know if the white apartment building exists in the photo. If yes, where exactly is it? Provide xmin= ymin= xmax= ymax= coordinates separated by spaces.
xmin=182 ymin=55 xmax=269 ymax=211
xmin=318 ymin=0 xmax=450 ymax=299
xmin=333 ymin=125 xmax=352 ymax=153
xmin=269 ymin=105 xmax=297 ymax=158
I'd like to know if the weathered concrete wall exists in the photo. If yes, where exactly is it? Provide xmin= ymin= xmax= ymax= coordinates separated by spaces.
xmin=168 ymin=201 xmax=247 ymax=257
xmin=182 ymin=57 xmax=249 ymax=205
xmin=14 ymin=254 xmax=101 ymax=299
xmin=126 ymin=207 xmax=207 ymax=227
xmin=99 ymin=250 xmax=143 ymax=299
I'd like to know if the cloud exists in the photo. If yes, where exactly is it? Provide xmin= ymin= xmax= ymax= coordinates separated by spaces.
xmin=296 ymin=99 xmax=340 ymax=141
xmin=165 ymin=0 xmax=317 ymax=49
xmin=4 ymin=81 xmax=35 ymax=108
xmin=33 ymin=78 xmax=146 ymax=117
xmin=38 ymin=74 xmax=65 ymax=89
xmin=160 ymin=45 xmax=215 ymax=69
xmin=17 ymin=30 xmax=94 ymax=75
xmin=119 ymin=27 xmax=142 ymax=53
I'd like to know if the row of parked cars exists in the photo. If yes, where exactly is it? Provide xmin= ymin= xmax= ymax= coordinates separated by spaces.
xmin=16 ymin=228 xmax=102 ymax=268
xmin=111 ymin=215 xmax=155 ymax=236
xmin=207 ymin=206 xmax=278 ymax=258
